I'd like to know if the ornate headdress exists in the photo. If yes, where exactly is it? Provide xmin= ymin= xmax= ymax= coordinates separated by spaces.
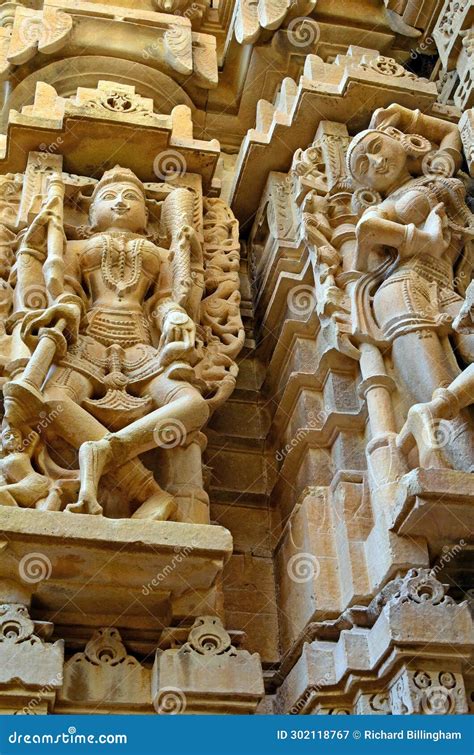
xmin=91 ymin=165 xmax=146 ymax=202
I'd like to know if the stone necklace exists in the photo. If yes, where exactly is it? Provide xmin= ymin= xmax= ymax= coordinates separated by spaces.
xmin=99 ymin=233 xmax=144 ymax=299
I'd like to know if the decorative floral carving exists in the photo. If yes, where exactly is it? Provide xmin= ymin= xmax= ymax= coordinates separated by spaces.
xmin=368 ymin=692 xmax=390 ymax=713
xmin=186 ymin=616 xmax=234 ymax=656
xmin=100 ymin=92 xmax=137 ymax=113
xmin=367 ymin=56 xmax=410 ymax=77
xmin=0 ymin=604 xmax=36 ymax=644
xmin=82 ymin=628 xmax=130 ymax=667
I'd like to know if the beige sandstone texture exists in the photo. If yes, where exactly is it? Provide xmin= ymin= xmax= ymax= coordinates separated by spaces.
xmin=0 ymin=0 xmax=472 ymax=715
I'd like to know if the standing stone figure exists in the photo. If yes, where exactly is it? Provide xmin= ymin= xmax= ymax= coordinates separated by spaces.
xmin=348 ymin=104 xmax=474 ymax=469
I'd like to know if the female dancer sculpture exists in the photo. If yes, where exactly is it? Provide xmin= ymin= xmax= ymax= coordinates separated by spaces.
xmin=348 ymin=104 xmax=474 ymax=469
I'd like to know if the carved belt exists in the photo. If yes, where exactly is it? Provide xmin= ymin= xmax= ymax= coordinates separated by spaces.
xmin=85 ymin=308 xmax=151 ymax=347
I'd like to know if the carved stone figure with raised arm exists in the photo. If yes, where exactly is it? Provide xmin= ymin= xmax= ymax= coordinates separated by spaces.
xmin=348 ymin=103 xmax=474 ymax=470
xmin=398 ymin=280 xmax=474 ymax=469
xmin=2 ymin=166 xmax=243 ymax=520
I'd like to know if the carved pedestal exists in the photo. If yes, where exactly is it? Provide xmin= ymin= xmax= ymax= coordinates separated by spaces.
xmin=152 ymin=617 xmax=264 ymax=714
xmin=0 ymin=603 xmax=63 ymax=714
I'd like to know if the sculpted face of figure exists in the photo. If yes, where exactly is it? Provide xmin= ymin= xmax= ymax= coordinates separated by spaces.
xmin=350 ymin=132 xmax=408 ymax=193
xmin=91 ymin=181 xmax=147 ymax=233
xmin=2 ymin=426 xmax=23 ymax=453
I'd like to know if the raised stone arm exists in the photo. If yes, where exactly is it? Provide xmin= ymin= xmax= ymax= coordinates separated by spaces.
xmin=354 ymin=201 xmax=451 ymax=271
xmin=369 ymin=103 xmax=463 ymax=171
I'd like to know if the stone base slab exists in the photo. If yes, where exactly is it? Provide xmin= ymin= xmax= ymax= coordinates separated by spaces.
xmin=0 ymin=507 xmax=232 ymax=642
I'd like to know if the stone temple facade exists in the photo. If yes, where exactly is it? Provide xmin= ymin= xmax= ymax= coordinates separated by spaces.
xmin=0 ymin=0 xmax=472 ymax=716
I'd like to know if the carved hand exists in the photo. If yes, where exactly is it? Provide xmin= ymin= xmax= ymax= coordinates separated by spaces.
xmin=23 ymin=199 xmax=64 ymax=248
xmin=421 ymin=203 xmax=451 ymax=259
xmin=21 ymin=300 xmax=82 ymax=348
xmin=158 ymin=309 xmax=197 ymax=368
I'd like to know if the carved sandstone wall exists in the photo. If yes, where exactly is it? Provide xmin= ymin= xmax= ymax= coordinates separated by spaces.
xmin=0 ymin=0 xmax=472 ymax=715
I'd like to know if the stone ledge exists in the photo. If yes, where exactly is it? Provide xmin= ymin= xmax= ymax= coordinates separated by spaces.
xmin=0 ymin=507 xmax=233 ymax=637
xmin=389 ymin=469 xmax=474 ymax=552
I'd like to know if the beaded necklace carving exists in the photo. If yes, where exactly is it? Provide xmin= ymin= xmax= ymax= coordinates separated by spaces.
xmin=100 ymin=233 xmax=144 ymax=299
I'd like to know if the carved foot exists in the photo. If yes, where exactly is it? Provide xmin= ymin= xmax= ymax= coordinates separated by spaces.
xmin=397 ymin=401 xmax=452 ymax=469
xmin=65 ymin=496 xmax=103 ymax=516
xmin=132 ymin=491 xmax=176 ymax=521
xmin=69 ymin=437 xmax=114 ymax=515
